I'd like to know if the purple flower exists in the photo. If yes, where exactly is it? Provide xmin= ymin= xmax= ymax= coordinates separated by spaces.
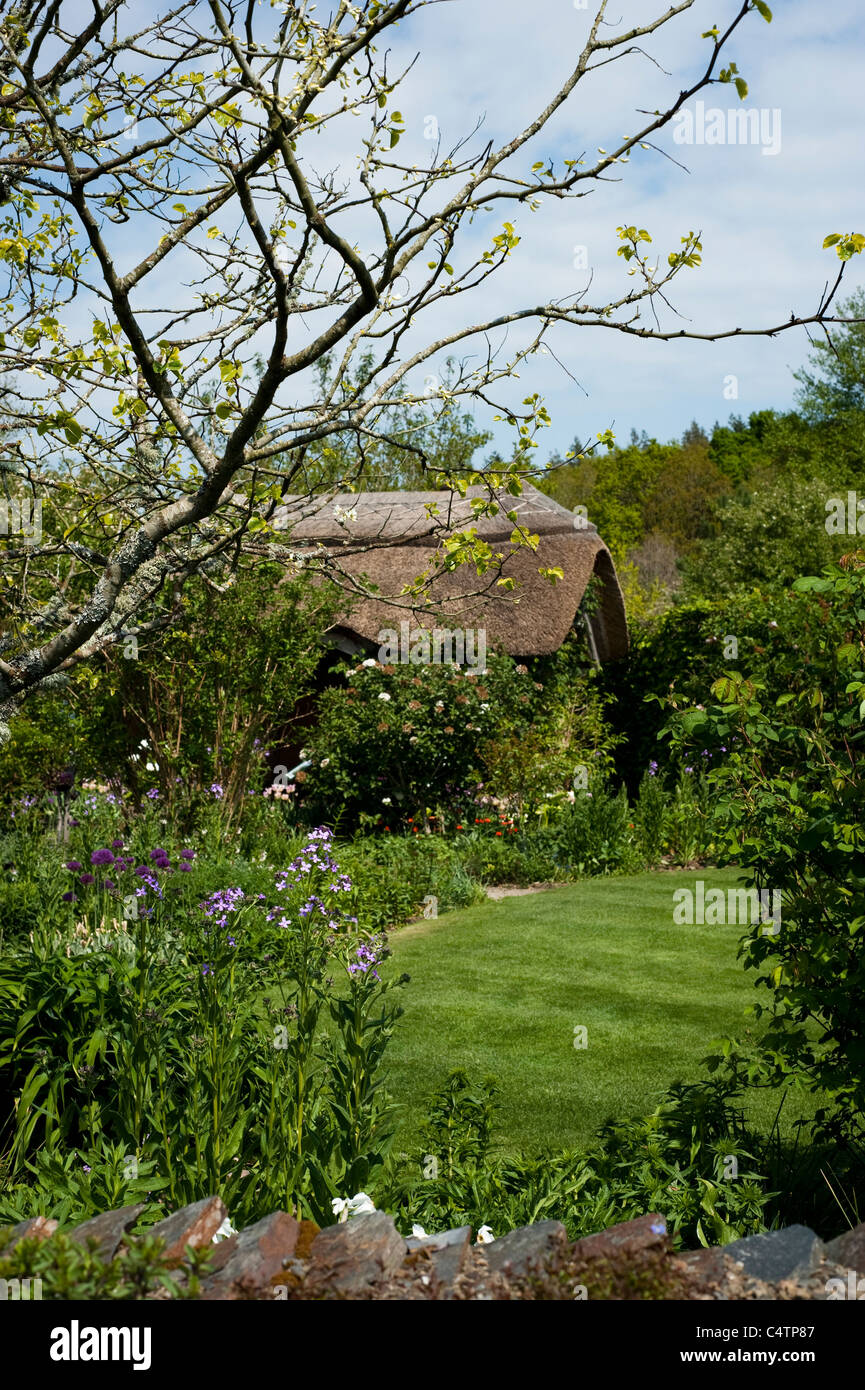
xmin=150 ymin=848 xmax=168 ymax=861
xmin=348 ymin=939 xmax=382 ymax=981
xmin=79 ymin=873 xmax=95 ymax=886
xmin=91 ymin=848 xmax=115 ymax=866
xmin=200 ymin=886 xmax=244 ymax=928
xmin=648 ymin=761 xmax=659 ymax=776
xmin=103 ymin=879 xmax=116 ymax=891
xmin=111 ymin=839 xmax=124 ymax=849
xmin=62 ymin=891 xmax=76 ymax=903
xmin=145 ymin=788 xmax=159 ymax=800
xmin=178 ymin=862 xmax=192 ymax=873
xmin=201 ymin=963 xmax=213 ymax=977
xmin=209 ymin=783 xmax=224 ymax=799
xmin=180 ymin=849 xmax=195 ymax=861
xmin=65 ymin=860 xmax=82 ymax=871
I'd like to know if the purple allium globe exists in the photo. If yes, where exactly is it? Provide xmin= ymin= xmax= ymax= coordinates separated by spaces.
xmin=91 ymin=848 xmax=115 ymax=866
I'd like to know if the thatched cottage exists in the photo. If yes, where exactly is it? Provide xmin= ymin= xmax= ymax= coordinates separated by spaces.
xmin=272 ymin=482 xmax=627 ymax=666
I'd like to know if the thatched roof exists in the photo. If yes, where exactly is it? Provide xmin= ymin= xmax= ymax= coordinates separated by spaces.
xmin=271 ymin=483 xmax=628 ymax=662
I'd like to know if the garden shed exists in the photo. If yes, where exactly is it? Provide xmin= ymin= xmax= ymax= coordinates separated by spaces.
xmin=272 ymin=482 xmax=628 ymax=664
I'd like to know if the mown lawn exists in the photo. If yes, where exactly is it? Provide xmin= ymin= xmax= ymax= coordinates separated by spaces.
xmin=384 ymin=869 xmax=815 ymax=1153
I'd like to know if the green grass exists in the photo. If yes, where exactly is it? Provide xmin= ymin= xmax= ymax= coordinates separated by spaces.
xmin=384 ymin=869 xmax=816 ymax=1153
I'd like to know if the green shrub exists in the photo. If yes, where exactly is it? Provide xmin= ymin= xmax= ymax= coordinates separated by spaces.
xmin=0 ymin=1229 xmax=210 ymax=1300
xmin=667 ymin=556 xmax=865 ymax=1149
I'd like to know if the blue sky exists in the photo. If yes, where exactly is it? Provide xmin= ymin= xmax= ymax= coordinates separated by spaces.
xmin=356 ymin=0 xmax=865 ymax=461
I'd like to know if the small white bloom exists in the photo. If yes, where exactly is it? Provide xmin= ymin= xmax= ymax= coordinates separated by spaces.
xmin=411 ymin=1223 xmax=428 ymax=1239
xmin=212 ymin=1216 xmax=237 ymax=1243
xmin=362 ymin=658 xmax=377 ymax=668
xmin=321 ymin=757 xmax=330 ymax=767
xmin=382 ymin=797 xmax=392 ymax=806
xmin=332 ymin=1192 xmax=376 ymax=1222
xmin=476 ymin=1225 xmax=495 ymax=1244
xmin=378 ymin=692 xmax=391 ymax=702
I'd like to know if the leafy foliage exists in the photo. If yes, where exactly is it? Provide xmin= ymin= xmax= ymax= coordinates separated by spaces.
xmin=666 ymin=557 xmax=865 ymax=1145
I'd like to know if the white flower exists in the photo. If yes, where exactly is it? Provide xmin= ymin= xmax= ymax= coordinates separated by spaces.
xmin=320 ymin=757 xmax=330 ymax=767
xmin=212 ymin=1216 xmax=237 ymax=1243
xmin=378 ymin=692 xmax=391 ymax=702
xmin=382 ymin=797 xmax=392 ymax=806
xmin=332 ymin=1192 xmax=376 ymax=1223
xmin=476 ymin=1225 xmax=495 ymax=1244
xmin=411 ymin=1223 xmax=429 ymax=1239
xmin=362 ymin=658 xmax=377 ymax=668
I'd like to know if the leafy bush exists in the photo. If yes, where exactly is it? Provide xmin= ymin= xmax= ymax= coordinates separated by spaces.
xmin=602 ymin=585 xmax=843 ymax=791
xmin=0 ymin=1229 xmax=210 ymax=1300
xmin=301 ymin=641 xmax=616 ymax=832
xmin=667 ymin=556 xmax=865 ymax=1148
xmin=0 ymin=564 xmax=336 ymax=829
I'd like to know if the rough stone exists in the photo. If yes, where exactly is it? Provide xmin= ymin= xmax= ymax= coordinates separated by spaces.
xmin=305 ymin=1212 xmax=407 ymax=1295
xmin=145 ymin=1195 xmax=227 ymax=1264
xmin=1 ymin=1215 xmax=59 ymax=1256
xmin=676 ymin=1245 xmax=734 ymax=1292
xmin=406 ymin=1225 xmax=472 ymax=1292
xmin=199 ymin=1211 xmax=299 ymax=1299
xmin=722 ymin=1225 xmax=825 ymax=1283
xmin=826 ymin=1222 xmax=865 ymax=1275
xmin=68 ymin=1204 xmax=146 ymax=1260
xmin=482 ymin=1219 xmax=566 ymax=1279
xmin=571 ymin=1212 xmax=669 ymax=1265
